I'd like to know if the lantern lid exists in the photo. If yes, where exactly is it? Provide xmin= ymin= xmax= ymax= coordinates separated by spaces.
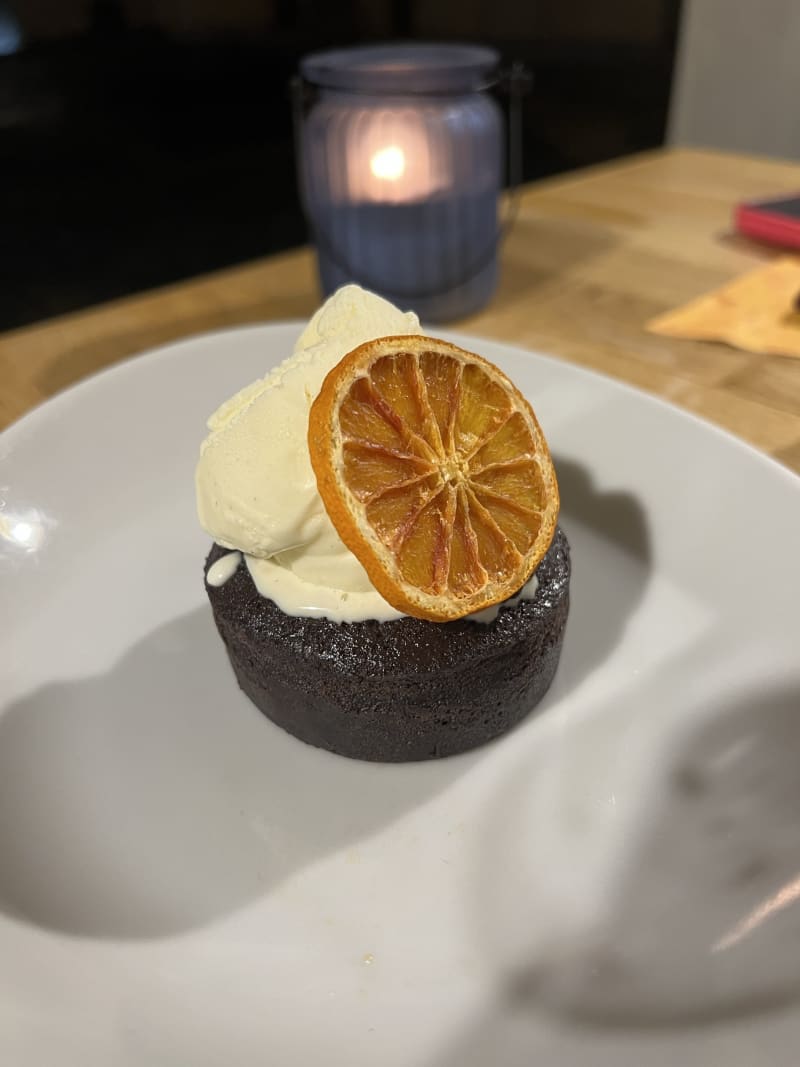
xmin=300 ymin=43 xmax=500 ymax=95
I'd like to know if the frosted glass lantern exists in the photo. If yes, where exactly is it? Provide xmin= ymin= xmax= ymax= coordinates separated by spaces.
xmin=296 ymin=43 xmax=503 ymax=322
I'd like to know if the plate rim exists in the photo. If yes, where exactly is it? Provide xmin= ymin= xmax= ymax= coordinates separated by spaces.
xmin=2 ymin=320 xmax=798 ymax=499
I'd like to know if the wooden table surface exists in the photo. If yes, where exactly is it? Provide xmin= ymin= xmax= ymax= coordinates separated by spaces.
xmin=3 ymin=147 xmax=800 ymax=473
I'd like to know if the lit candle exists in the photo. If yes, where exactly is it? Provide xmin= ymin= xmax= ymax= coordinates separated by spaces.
xmin=297 ymin=44 xmax=504 ymax=321
xmin=343 ymin=109 xmax=451 ymax=204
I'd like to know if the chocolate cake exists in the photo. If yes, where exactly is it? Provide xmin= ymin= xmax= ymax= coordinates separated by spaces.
xmin=204 ymin=527 xmax=570 ymax=762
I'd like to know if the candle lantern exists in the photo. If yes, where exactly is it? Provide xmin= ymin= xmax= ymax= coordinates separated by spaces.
xmin=295 ymin=43 xmax=508 ymax=322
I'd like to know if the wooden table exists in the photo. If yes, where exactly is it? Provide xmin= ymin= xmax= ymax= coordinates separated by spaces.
xmin=3 ymin=147 xmax=800 ymax=473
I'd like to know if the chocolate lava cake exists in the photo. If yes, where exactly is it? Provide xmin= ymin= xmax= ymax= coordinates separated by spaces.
xmin=204 ymin=528 xmax=570 ymax=762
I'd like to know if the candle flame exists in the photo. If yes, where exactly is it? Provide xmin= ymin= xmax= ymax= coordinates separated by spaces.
xmin=370 ymin=145 xmax=406 ymax=182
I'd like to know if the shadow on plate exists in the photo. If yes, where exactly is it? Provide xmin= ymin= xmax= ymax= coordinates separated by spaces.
xmin=524 ymin=679 xmax=800 ymax=1028
xmin=0 ymin=607 xmax=477 ymax=941
xmin=550 ymin=453 xmax=651 ymax=698
xmin=438 ymin=681 xmax=800 ymax=1066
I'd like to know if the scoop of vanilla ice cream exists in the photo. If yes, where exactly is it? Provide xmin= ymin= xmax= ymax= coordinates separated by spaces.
xmin=195 ymin=286 xmax=421 ymax=597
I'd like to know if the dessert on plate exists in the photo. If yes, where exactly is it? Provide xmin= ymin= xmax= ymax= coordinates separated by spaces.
xmin=196 ymin=285 xmax=570 ymax=761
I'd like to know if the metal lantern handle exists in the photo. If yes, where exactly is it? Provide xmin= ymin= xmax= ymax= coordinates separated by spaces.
xmin=291 ymin=63 xmax=531 ymax=302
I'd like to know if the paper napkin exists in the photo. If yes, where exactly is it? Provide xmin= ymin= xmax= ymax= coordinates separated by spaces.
xmin=647 ymin=257 xmax=800 ymax=358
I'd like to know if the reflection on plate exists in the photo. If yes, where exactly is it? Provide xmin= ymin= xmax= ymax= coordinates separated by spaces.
xmin=1 ymin=325 xmax=799 ymax=1066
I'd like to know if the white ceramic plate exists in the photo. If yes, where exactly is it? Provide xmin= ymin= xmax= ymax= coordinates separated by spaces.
xmin=2 ymin=325 xmax=800 ymax=1066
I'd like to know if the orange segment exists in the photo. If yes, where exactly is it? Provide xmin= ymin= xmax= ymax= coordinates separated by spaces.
xmin=308 ymin=335 xmax=560 ymax=621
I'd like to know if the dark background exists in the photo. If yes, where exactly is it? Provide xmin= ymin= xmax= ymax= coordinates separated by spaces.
xmin=0 ymin=0 xmax=683 ymax=331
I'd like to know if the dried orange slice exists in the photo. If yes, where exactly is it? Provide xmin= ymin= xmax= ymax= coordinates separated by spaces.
xmin=308 ymin=335 xmax=559 ymax=621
